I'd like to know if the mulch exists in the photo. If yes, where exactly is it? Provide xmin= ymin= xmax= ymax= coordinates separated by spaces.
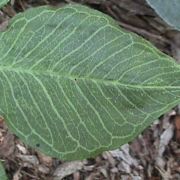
xmin=0 ymin=0 xmax=180 ymax=179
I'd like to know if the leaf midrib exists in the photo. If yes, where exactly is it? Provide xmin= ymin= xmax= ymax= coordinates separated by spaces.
xmin=1 ymin=65 xmax=180 ymax=90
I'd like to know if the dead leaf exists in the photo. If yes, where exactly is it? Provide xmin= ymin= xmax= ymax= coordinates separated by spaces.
xmin=175 ymin=115 xmax=180 ymax=143
xmin=53 ymin=161 xmax=83 ymax=180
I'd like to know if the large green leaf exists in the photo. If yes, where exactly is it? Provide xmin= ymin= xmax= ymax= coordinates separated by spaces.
xmin=146 ymin=0 xmax=180 ymax=30
xmin=0 ymin=5 xmax=180 ymax=160
xmin=0 ymin=0 xmax=9 ymax=8
xmin=0 ymin=162 xmax=7 ymax=180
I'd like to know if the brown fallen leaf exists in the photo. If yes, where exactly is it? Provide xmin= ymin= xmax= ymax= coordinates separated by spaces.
xmin=53 ymin=161 xmax=83 ymax=180
xmin=175 ymin=115 xmax=180 ymax=143
xmin=37 ymin=151 xmax=53 ymax=167
xmin=0 ymin=119 xmax=15 ymax=158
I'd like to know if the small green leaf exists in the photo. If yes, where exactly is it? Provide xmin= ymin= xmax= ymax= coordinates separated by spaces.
xmin=146 ymin=0 xmax=180 ymax=30
xmin=0 ymin=5 xmax=180 ymax=160
xmin=0 ymin=0 xmax=9 ymax=8
xmin=0 ymin=161 xmax=7 ymax=180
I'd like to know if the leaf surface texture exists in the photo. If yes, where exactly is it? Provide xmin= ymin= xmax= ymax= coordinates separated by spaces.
xmin=0 ymin=162 xmax=7 ymax=180
xmin=0 ymin=0 xmax=9 ymax=8
xmin=146 ymin=0 xmax=180 ymax=30
xmin=0 ymin=5 xmax=180 ymax=160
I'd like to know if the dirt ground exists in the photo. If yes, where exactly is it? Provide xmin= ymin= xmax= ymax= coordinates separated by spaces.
xmin=0 ymin=0 xmax=180 ymax=179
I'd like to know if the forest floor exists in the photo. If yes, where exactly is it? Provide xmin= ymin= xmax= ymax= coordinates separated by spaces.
xmin=0 ymin=0 xmax=180 ymax=179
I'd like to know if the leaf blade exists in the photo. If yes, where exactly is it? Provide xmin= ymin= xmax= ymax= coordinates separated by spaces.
xmin=0 ymin=5 xmax=180 ymax=160
xmin=0 ymin=161 xmax=7 ymax=180
xmin=0 ymin=0 xmax=9 ymax=8
xmin=146 ymin=0 xmax=180 ymax=30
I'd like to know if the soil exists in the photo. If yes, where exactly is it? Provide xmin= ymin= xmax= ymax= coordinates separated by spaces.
xmin=0 ymin=0 xmax=180 ymax=179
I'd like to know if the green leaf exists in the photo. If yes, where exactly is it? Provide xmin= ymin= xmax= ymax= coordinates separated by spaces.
xmin=0 ymin=161 xmax=7 ymax=180
xmin=0 ymin=4 xmax=180 ymax=160
xmin=146 ymin=0 xmax=180 ymax=30
xmin=0 ymin=0 xmax=9 ymax=8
